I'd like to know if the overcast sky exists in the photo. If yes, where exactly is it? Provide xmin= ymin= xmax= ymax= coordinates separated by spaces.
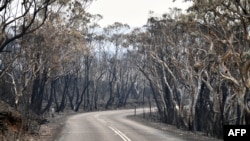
xmin=87 ymin=0 xmax=192 ymax=27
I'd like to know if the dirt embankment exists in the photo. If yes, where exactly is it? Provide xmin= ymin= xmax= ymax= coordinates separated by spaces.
xmin=0 ymin=101 xmax=24 ymax=141
xmin=0 ymin=101 xmax=70 ymax=141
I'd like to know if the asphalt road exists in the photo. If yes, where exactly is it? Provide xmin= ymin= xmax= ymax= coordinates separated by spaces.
xmin=56 ymin=108 xmax=188 ymax=141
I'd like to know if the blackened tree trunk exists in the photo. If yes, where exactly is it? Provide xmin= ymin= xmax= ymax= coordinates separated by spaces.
xmin=56 ymin=75 xmax=71 ymax=112
xmin=30 ymin=70 xmax=47 ymax=115
xmin=74 ymin=81 xmax=91 ymax=112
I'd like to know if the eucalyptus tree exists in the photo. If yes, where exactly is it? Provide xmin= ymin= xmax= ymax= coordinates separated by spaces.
xmin=46 ymin=0 xmax=95 ymax=112
xmin=136 ymin=0 xmax=250 ymax=137
xmin=0 ymin=0 xmax=94 ymax=114
xmin=101 ymin=22 xmax=130 ymax=108
xmin=19 ymin=14 xmax=87 ymax=114
xmin=0 ymin=0 xmax=56 ymax=112
xmin=0 ymin=0 xmax=54 ymax=109
xmin=127 ymin=8 xmax=220 ymax=135
xmin=187 ymin=0 xmax=250 ymax=126
xmin=126 ymin=27 xmax=162 ymax=113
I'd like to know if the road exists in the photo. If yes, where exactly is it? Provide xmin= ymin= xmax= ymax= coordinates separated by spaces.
xmin=56 ymin=109 xmax=195 ymax=141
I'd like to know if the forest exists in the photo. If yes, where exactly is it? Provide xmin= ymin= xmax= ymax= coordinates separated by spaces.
xmin=0 ymin=0 xmax=250 ymax=140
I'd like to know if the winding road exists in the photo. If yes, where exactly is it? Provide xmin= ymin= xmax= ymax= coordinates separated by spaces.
xmin=56 ymin=108 xmax=192 ymax=141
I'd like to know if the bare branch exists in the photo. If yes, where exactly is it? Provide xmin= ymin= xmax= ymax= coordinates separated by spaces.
xmin=0 ymin=0 xmax=55 ymax=52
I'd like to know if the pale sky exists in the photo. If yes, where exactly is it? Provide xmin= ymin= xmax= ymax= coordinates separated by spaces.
xmin=87 ymin=0 xmax=192 ymax=27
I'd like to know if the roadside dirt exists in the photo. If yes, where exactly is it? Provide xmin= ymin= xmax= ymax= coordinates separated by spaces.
xmin=127 ymin=114 xmax=223 ymax=141
xmin=35 ymin=111 xmax=77 ymax=141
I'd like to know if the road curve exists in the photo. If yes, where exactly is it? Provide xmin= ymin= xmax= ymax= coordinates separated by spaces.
xmin=56 ymin=108 xmax=186 ymax=141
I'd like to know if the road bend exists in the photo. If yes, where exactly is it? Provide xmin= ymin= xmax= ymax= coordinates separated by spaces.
xmin=56 ymin=108 xmax=186 ymax=141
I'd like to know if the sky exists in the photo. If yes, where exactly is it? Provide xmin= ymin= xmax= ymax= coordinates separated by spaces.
xmin=87 ymin=0 xmax=192 ymax=27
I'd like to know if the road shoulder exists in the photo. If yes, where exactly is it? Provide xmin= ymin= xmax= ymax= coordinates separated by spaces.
xmin=127 ymin=114 xmax=223 ymax=141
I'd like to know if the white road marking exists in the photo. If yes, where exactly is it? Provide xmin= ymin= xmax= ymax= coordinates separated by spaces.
xmin=109 ymin=126 xmax=131 ymax=141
